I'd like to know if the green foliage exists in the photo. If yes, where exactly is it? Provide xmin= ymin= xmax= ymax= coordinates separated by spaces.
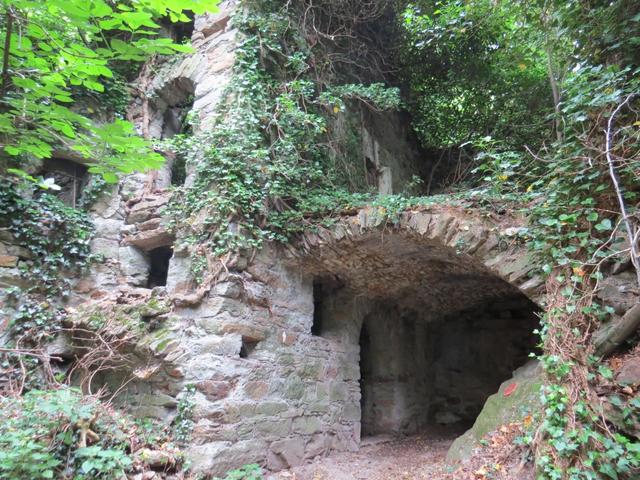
xmin=165 ymin=3 xmax=401 ymax=270
xmin=318 ymin=83 xmax=401 ymax=112
xmin=0 ymin=0 xmax=220 ymax=182
xmin=0 ymin=388 xmax=132 ymax=479
xmin=399 ymin=0 xmax=551 ymax=152
xmin=216 ymin=464 xmax=263 ymax=480
xmin=0 ymin=179 xmax=94 ymax=339
xmin=173 ymin=384 xmax=196 ymax=445
xmin=399 ymin=0 xmax=640 ymax=477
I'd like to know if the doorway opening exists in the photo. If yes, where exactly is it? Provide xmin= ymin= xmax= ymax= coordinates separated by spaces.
xmin=356 ymin=296 xmax=539 ymax=438
xmin=147 ymin=246 xmax=173 ymax=288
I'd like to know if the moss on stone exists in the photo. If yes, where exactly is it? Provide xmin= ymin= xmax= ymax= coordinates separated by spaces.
xmin=446 ymin=360 xmax=543 ymax=463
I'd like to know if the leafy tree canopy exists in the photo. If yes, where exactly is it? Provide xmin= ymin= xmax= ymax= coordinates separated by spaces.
xmin=0 ymin=0 xmax=219 ymax=183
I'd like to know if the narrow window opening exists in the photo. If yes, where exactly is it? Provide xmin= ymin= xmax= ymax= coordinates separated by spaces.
xmin=359 ymin=323 xmax=371 ymax=433
xmin=159 ymin=14 xmax=195 ymax=45
xmin=170 ymin=153 xmax=188 ymax=186
xmin=38 ymin=158 xmax=88 ymax=207
xmin=312 ymin=279 xmax=324 ymax=336
xmin=147 ymin=246 xmax=173 ymax=288
xmin=240 ymin=337 xmax=259 ymax=359
xmin=155 ymin=77 xmax=195 ymax=187
xmin=365 ymin=157 xmax=379 ymax=188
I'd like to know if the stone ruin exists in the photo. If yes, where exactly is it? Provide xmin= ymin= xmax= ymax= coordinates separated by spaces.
xmin=2 ymin=2 xmax=639 ymax=477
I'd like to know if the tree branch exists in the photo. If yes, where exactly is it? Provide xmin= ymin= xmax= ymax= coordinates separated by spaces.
xmin=605 ymin=93 xmax=640 ymax=287
xmin=1 ymin=7 xmax=14 ymax=97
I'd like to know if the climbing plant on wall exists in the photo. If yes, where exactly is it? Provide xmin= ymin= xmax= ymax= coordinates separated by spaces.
xmin=165 ymin=0 xmax=403 ymax=280
xmin=397 ymin=0 xmax=640 ymax=477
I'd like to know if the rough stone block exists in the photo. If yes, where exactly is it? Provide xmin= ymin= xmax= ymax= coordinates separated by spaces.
xmin=127 ymin=197 xmax=169 ymax=224
xmin=305 ymin=433 xmax=330 ymax=458
xmin=254 ymin=401 xmax=290 ymax=417
xmin=196 ymin=380 xmax=233 ymax=401
xmin=244 ymin=380 xmax=268 ymax=400
xmin=196 ymin=335 xmax=242 ymax=356
xmin=92 ymin=218 xmax=122 ymax=241
xmin=292 ymin=416 xmax=322 ymax=435
xmin=125 ymin=227 xmax=174 ymax=252
xmin=119 ymin=246 xmax=149 ymax=286
xmin=268 ymin=438 xmax=305 ymax=470
xmin=284 ymin=375 xmax=305 ymax=400
xmin=90 ymin=238 xmax=120 ymax=258
xmin=187 ymin=441 xmax=231 ymax=474
xmin=329 ymin=382 xmax=349 ymax=402
xmin=341 ymin=404 xmax=361 ymax=422
xmin=255 ymin=418 xmax=292 ymax=439
xmin=218 ymin=323 xmax=267 ymax=342
xmin=0 ymin=255 xmax=18 ymax=267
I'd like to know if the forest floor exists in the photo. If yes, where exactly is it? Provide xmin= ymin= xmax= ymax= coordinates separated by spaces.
xmin=267 ymin=425 xmax=535 ymax=480
xmin=267 ymin=432 xmax=456 ymax=480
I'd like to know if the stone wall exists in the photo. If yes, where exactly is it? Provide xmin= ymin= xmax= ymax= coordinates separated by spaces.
xmin=54 ymin=192 xmax=546 ymax=477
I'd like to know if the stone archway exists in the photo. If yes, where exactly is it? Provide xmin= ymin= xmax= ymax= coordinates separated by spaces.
xmin=290 ymin=205 xmax=542 ymax=444
xmin=151 ymin=204 xmax=546 ymax=475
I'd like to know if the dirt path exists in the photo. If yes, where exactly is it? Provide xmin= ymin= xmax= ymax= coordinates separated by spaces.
xmin=267 ymin=433 xmax=457 ymax=480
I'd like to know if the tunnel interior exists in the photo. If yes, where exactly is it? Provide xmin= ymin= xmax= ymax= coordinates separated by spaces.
xmin=308 ymin=232 xmax=540 ymax=439
xmin=147 ymin=246 xmax=173 ymax=288
xmin=356 ymin=296 xmax=538 ymax=436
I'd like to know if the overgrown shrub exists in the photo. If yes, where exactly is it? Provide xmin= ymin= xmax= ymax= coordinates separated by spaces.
xmin=0 ymin=388 xmax=132 ymax=479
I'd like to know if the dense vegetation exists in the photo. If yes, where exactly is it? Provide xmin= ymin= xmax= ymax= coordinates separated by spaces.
xmin=399 ymin=1 xmax=640 ymax=478
xmin=1 ymin=0 xmax=640 ymax=478
xmin=0 ymin=1 xmax=219 ymax=479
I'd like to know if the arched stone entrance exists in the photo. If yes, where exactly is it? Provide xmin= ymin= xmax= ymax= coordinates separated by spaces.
xmin=140 ymin=205 xmax=545 ymax=475
xmin=294 ymin=206 xmax=542 ymax=443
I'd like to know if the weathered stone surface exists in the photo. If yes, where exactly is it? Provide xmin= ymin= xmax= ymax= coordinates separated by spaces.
xmin=244 ymin=381 xmax=269 ymax=400
xmin=596 ymin=271 xmax=639 ymax=314
xmin=268 ymin=438 xmax=305 ymax=470
xmin=119 ymin=246 xmax=149 ymax=285
xmin=195 ymin=335 xmax=242 ymax=356
xmin=595 ymin=303 xmax=640 ymax=356
xmin=197 ymin=380 xmax=233 ymax=400
xmin=127 ymin=196 xmax=170 ymax=224
xmin=90 ymin=238 xmax=120 ymax=258
xmin=0 ymin=255 xmax=18 ymax=267
xmin=447 ymin=361 xmax=542 ymax=463
xmin=54 ymin=3 xmax=640 ymax=477
xmin=218 ymin=323 xmax=267 ymax=342
xmin=616 ymin=355 xmax=640 ymax=385
xmin=125 ymin=227 xmax=174 ymax=251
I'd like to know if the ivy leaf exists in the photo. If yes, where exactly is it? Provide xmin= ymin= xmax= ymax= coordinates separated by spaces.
xmin=595 ymin=219 xmax=613 ymax=231
xmin=599 ymin=463 xmax=619 ymax=479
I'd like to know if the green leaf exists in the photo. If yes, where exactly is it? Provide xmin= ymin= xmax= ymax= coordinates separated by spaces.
xmin=595 ymin=219 xmax=613 ymax=231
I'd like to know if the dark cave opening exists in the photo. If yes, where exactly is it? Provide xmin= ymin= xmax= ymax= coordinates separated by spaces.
xmin=38 ymin=158 xmax=89 ymax=208
xmin=150 ymin=77 xmax=196 ymax=187
xmin=240 ymin=338 xmax=259 ymax=359
xmin=306 ymin=231 xmax=541 ymax=441
xmin=159 ymin=13 xmax=195 ymax=45
xmin=146 ymin=246 xmax=173 ymax=288
xmin=356 ymin=296 xmax=539 ymax=437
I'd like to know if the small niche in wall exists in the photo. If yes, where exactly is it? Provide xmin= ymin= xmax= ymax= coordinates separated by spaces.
xmin=159 ymin=13 xmax=195 ymax=45
xmin=365 ymin=157 xmax=378 ymax=188
xmin=311 ymin=275 xmax=344 ymax=336
xmin=153 ymin=77 xmax=195 ymax=187
xmin=239 ymin=337 xmax=259 ymax=359
xmin=38 ymin=158 xmax=89 ymax=207
xmin=312 ymin=279 xmax=324 ymax=336
xmin=147 ymin=246 xmax=173 ymax=288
